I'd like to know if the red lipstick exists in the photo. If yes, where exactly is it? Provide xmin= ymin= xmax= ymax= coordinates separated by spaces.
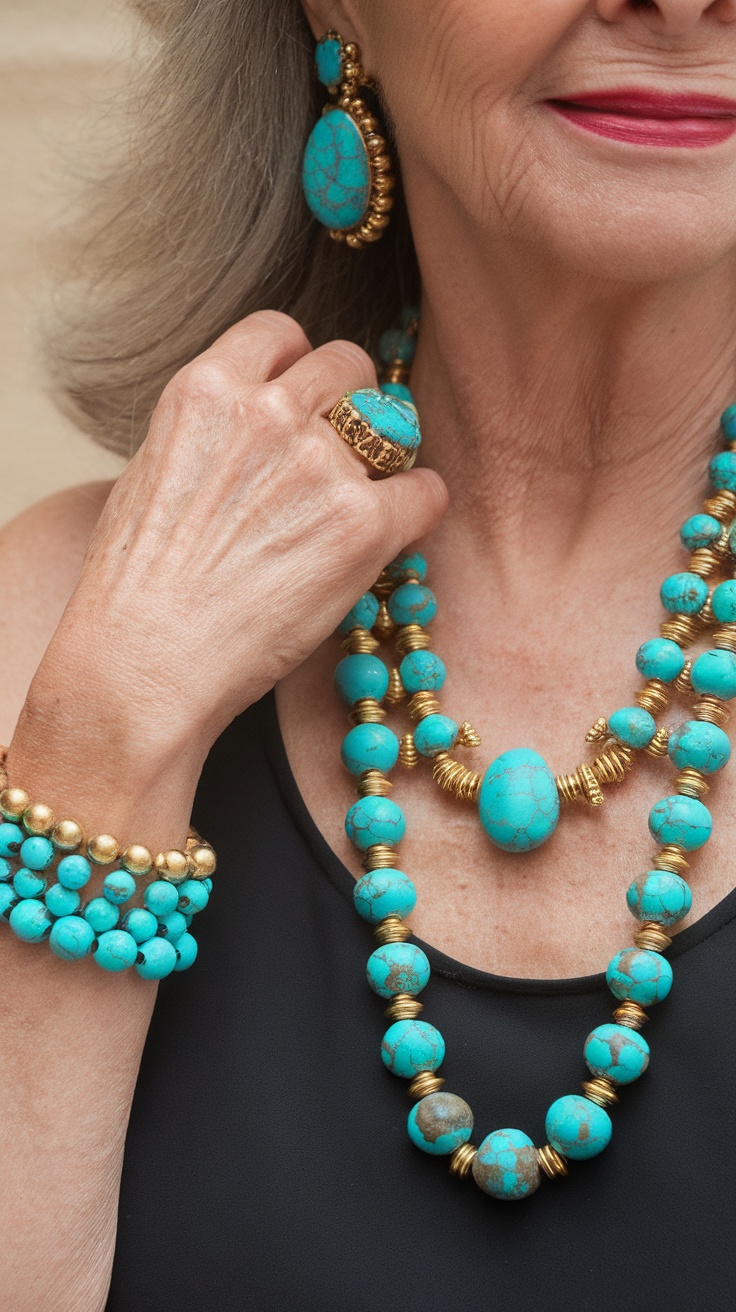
xmin=547 ymin=88 xmax=736 ymax=148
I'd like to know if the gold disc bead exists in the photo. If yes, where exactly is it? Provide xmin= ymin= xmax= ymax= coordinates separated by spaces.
xmin=581 ymin=1077 xmax=619 ymax=1108
xmin=348 ymin=698 xmax=386 ymax=726
xmin=394 ymin=624 xmax=430 ymax=655
xmin=341 ymin=627 xmax=379 ymax=655
xmin=407 ymin=1070 xmax=445 ymax=1100
xmin=703 ymin=489 xmax=736 ymax=521
xmin=154 ymin=849 xmax=190 ymax=884
xmin=384 ymin=993 xmax=424 ymax=1022
xmin=536 ymin=1144 xmax=569 ymax=1179
xmin=612 ymin=1000 xmax=648 ymax=1029
xmin=88 ymin=833 xmax=120 ymax=866
xmin=449 ymin=1144 xmax=478 ymax=1179
xmin=408 ymin=690 xmax=441 ymax=720
xmin=357 ymin=770 xmax=393 ymax=797
xmin=653 ymin=844 xmax=689 ymax=876
xmin=635 ymin=679 xmax=670 ymax=715
xmin=23 ymin=803 xmax=56 ymax=836
xmin=362 ymin=844 xmax=398 ymax=871
xmin=693 ymin=696 xmax=730 ymax=727
xmin=0 ymin=787 xmax=30 ymax=820
xmin=674 ymin=767 xmax=708 ymax=798
xmin=51 ymin=819 xmax=84 ymax=852
xmin=634 ymin=921 xmax=673 ymax=952
xmin=373 ymin=915 xmax=412 ymax=945
xmin=121 ymin=843 xmax=153 ymax=876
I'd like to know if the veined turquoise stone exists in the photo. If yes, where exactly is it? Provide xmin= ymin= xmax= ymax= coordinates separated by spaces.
xmin=608 ymin=706 xmax=656 ymax=749
xmin=93 ymin=929 xmax=138 ymax=972
xmin=635 ymin=638 xmax=685 ymax=683
xmin=584 ymin=1023 xmax=650 ymax=1085
xmin=709 ymin=450 xmax=736 ymax=492
xmin=545 ymin=1095 xmax=612 ymax=1161
xmin=341 ymin=723 xmax=399 ymax=776
xmin=381 ymin=383 xmax=415 ymax=406
xmin=349 ymin=389 xmax=421 ymax=453
xmin=334 ymin=653 xmax=389 ymax=706
xmin=414 ymin=714 xmax=458 ymax=757
xmin=400 ymin=650 xmax=446 ymax=693
xmin=45 ymin=883 xmax=81 ymax=918
xmin=660 ymin=572 xmax=708 ymax=615
xmin=606 ymin=947 xmax=673 ymax=1006
xmin=384 ymin=553 xmax=427 ymax=583
xmin=9 ymin=897 xmax=53 ymax=943
xmin=338 ymin=591 xmax=380 ymax=634
xmin=352 ymin=868 xmax=416 ymax=923
xmin=712 ymin=579 xmax=736 ymax=623
xmin=13 ymin=868 xmax=47 ymax=900
xmin=103 ymin=870 xmax=137 ymax=905
xmin=668 ymin=719 xmax=731 ymax=774
xmin=478 ymin=748 xmax=560 ymax=853
xmin=472 ymin=1128 xmax=541 ymax=1200
xmin=722 ymin=404 xmax=736 ymax=439
xmin=691 ymin=648 xmax=736 ymax=700
xmin=176 ymin=879 xmax=209 ymax=915
xmin=315 ymin=34 xmax=342 ymax=88
xmin=345 ymin=795 xmax=406 ymax=850
xmin=381 ymin=1019 xmax=445 ymax=1078
xmin=648 ymin=794 xmax=712 ymax=851
xmin=302 ymin=108 xmax=370 ymax=230
xmin=122 ymin=907 xmax=159 ymax=944
xmin=84 ymin=896 xmax=119 ymax=934
xmin=49 ymin=914 xmax=95 ymax=961
xmin=626 ymin=871 xmax=692 ymax=926
xmin=408 ymin=1093 xmax=473 ymax=1157
xmin=679 ymin=513 xmax=722 ymax=551
xmin=367 ymin=942 xmax=430 ymax=999
xmin=388 ymin=582 xmax=437 ymax=626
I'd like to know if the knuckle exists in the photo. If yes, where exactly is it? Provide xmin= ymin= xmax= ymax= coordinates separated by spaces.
xmin=246 ymin=309 xmax=311 ymax=353
xmin=166 ymin=357 xmax=234 ymax=408
xmin=324 ymin=339 xmax=375 ymax=379
xmin=250 ymin=380 xmax=305 ymax=435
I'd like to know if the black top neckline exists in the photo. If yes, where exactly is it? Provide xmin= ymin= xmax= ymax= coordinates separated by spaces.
xmin=259 ymin=689 xmax=736 ymax=997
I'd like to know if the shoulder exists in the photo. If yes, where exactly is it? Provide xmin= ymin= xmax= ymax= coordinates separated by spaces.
xmin=0 ymin=481 xmax=115 ymax=740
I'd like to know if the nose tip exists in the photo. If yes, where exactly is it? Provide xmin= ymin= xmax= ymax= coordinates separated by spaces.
xmin=598 ymin=0 xmax=736 ymax=35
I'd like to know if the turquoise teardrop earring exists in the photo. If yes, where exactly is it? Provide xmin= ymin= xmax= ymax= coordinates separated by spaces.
xmin=302 ymin=31 xmax=396 ymax=250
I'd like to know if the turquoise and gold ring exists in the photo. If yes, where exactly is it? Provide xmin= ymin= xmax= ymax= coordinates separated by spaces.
xmin=328 ymin=388 xmax=421 ymax=475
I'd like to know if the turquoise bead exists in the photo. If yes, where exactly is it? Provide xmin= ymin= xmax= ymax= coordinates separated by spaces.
xmin=648 ymin=794 xmax=712 ymax=851
xmin=721 ymin=404 xmax=736 ymax=439
xmin=366 ymin=943 xmax=430 ymax=999
xmin=352 ymin=868 xmax=417 ymax=923
xmin=135 ymin=935 xmax=178 ymax=980
xmin=712 ymin=579 xmax=736 ymax=623
xmin=45 ymin=883 xmax=80 ymax=917
xmin=606 ymin=947 xmax=673 ymax=1005
xmin=709 ymin=450 xmax=736 ymax=491
xmin=472 ymin=1128 xmax=541 ymax=1200
xmin=691 ymin=648 xmax=736 ymax=699
xmin=387 ymin=582 xmax=437 ymax=627
xmin=83 ymin=897 xmax=119 ymax=934
xmin=384 ymin=553 xmax=427 ymax=583
xmin=668 ymin=719 xmax=731 ymax=774
xmin=0 ymin=822 xmax=23 ymax=858
xmin=338 ymin=591 xmax=380 ymax=634
xmin=348 ymin=389 xmax=421 ymax=453
xmin=157 ymin=910 xmax=188 ymax=942
xmin=0 ymin=886 xmax=18 ymax=921
xmin=0 ymin=858 xmax=10 ymax=881
xmin=381 ymin=1019 xmax=445 ymax=1078
xmin=19 ymin=835 xmax=54 ymax=871
xmin=94 ymin=929 xmax=138 ymax=972
xmin=103 ymin=870 xmax=137 ymax=905
xmin=381 ymin=382 xmax=414 ymax=405
xmin=608 ymin=706 xmax=656 ymax=748
xmin=302 ymin=107 xmax=370 ymax=230
xmin=584 ymin=1023 xmax=650 ymax=1084
xmin=635 ymin=638 xmax=685 ymax=683
xmin=174 ymin=931 xmax=199 ymax=971
xmin=626 ymin=871 xmax=692 ymax=926
xmin=414 ymin=714 xmax=458 ymax=757
xmin=341 ymin=723 xmax=399 ymax=776
xmin=144 ymin=879 xmax=180 ymax=917
xmin=478 ymin=748 xmax=560 ymax=853
xmin=660 ymin=572 xmax=708 ymax=615
xmin=545 ymin=1095 xmax=612 ymax=1160
xmin=679 ymin=513 xmax=722 ymax=551
xmin=314 ymin=33 xmax=342 ymax=87
xmin=176 ymin=879 xmax=209 ymax=915
xmin=122 ymin=908 xmax=158 ymax=944
xmin=399 ymin=650 xmax=446 ymax=693
xmin=9 ymin=897 xmax=53 ymax=943
xmin=57 ymin=854 xmax=91 ymax=890
xmin=49 ymin=914 xmax=95 ymax=961
xmin=203 ymin=878 xmax=213 ymax=894
xmin=334 ymin=653 xmax=389 ymax=706
xmin=408 ymin=1093 xmax=473 ymax=1157
xmin=345 ymin=795 xmax=406 ymax=850
xmin=13 ymin=868 xmax=47 ymax=899
xmin=379 ymin=329 xmax=416 ymax=365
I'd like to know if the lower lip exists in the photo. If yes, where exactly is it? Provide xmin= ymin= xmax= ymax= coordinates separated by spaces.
xmin=548 ymin=102 xmax=736 ymax=148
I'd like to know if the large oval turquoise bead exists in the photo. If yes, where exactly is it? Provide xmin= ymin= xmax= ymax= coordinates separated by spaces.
xmin=338 ymin=591 xmax=380 ymax=634
xmin=648 ymin=794 xmax=712 ymax=851
xmin=478 ymin=748 xmax=559 ymax=853
xmin=302 ymin=107 xmax=370 ymax=230
xmin=381 ymin=1019 xmax=445 ymax=1078
xmin=349 ymin=389 xmax=421 ymax=455
xmin=387 ymin=582 xmax=437 ymax=627
xmin=635 ymin=638 xmax=685 ymax=683
xmin=408 ymin=1093 xmax=473 ymax=1157
xmin=679 ymin=513 xmax=722 ymax=551
xmin=606 ymin=947 xmax=673 ymax=1005
xmin=691 ymin=648 xmax=736 ymax=699
xmin=367 ymin=942 xmax=430 ymax=999
xmin=709 ymin=450 xmax=736 ymax=491
xmin=545 ymin=1095 xmax=612 ymax=1160
xmin=711 ymin=579 xmax=736 ymax=623
xmin=584 ymin=1023 xmax=650 ymax=1084
xmin=352 ymin=868 xmax=416 ymax=923
xmin=345 ymin=795 xmax=406 ymax=850
xmin=626 ymin=871 xmax=692 ymax=926
xmin=668 ymin=719 xmax=731 ymax=774
xmin=9 ymin=897 xmax=53 ymax=943
xmin=334 ymin=653 xmax=389 ymax=706
xmin=660 ymin=572 xmax=708 ymax=615
xmin=399 ymin=650 xmax=446 ymax=693
xmin=414 ymin=714 xmax=458 ymax=758
xmin=472 ymin=1128 xmax=541 ymax=1200
xmin=608 ymin=707 xmax=656 ymax=749
xmin=49 ymin=914 xmax=95 ymax=961
xmin=341 ymin=723 xmax=399 ymax=775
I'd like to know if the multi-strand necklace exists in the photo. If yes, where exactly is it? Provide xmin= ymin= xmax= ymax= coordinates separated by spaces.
xmin=333 ymin=326 xmax=736 ymax=1200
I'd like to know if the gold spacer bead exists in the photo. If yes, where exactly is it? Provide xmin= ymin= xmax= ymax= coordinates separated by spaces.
xmin=585 ymin=718 xmax=609 ymax=743
xmin=457 ymin=721 xmax=482 ymax=749
xmin=23 ymin=802 xmax=56 ymax=836
xmin=688 ymin=547 xmax=721 ymax=577
xmin=634 ymin=921 xmax=673 ymax=952
xmin=154 ymin=849 xmax=190 ymax=884
xmin=581 ymin=1077 xmax=619 ymax=1108
xmin=703 ymin=489 xmax=736 ymax=521
xmin=407 ymin=1070 xmax=445 ymax=1100
xmin=612 ymin=1000 xmax=649 ymax=1029
xmin=635 ymin=679 xmax=670 ymax=715
xmin=341 ymin=627 xmax=379 ymax=655
xmin=383 ymin=363 xmax=409 ymax=385
xmin=536 ymin=1144 xmax=569 ymax=1179
xmin=432 ymin=753 xmax=482 ymax=802
xmin=52 ymin=819 xmax=84 ymax=852
xmin=673 ymin=660 xmax=693 ymax=694
xmin=398 ymin=733 xmax=419 ymax=769
xmin=348 ymin=698 xmax=386 ymax=726
xmin=555 ymin=771 xmax=583 ymax=804
xmin=394 ymin=624 xmax=430 ymax=655
xmin=653 ymin=843 xmax=689 ymax=876
xmin=373 ymin=914 xmax=412 ymax=945
xmin=674 ymin=767 xmax=708 ymax=798
xmin=713 ymin=624 xmax=736 ymax=653
xmin=0 ymin=787 xmax=30 ymax=820
xmin=449 ymin=1143 xmax=478 ymax=1179
xmin=644 ymin=727 xmax=670 ymax=758
xmin=373 ymin=600 xmax=395 ymax=640
xmin=409 ymin=690 xmax=441 ymax=720
xmin=579 ymin=762 xmax=605 ymax=807
xmin=591 ymin=742 xmax=633 ymax=785
xmin=384 ymin=993 xmax=424 ymax=1022
xmin=362 ymin=844 xmax=399 ymax=871
xmin=357 ymin=769 xmax=393 ymax=797
xmin=87 ymin=833 xmax=120 ymax=865
xmin=121 ymin=843 xmax=153 ymax=876
xmin=187 ymin=844 xmax=216 ymax=879
xmin=698 ymin=594 xmax=715 ymax=628
xmin=383 ymin=667 xmax=406 ymax=706
xmin=693 ymin=695 xmax=730 ymax=727
xmin=659 ymin=615 xmax=700 ymax=646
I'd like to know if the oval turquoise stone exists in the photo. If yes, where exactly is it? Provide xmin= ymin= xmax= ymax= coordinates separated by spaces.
xmin=721 ymin=405 xmax=736 ymax=439
xmin=399 ymin=650 xmax=446 ymax=693
xmin=709 ymin=450 xmax=736 ymax=491
xmin=414 ymin=714 xmax=458 ymax=758
xmin=13 ymin=868 xmax=47 ymax=900
xmin=122 ymin=907 xmax=159 ymax=944
xmin=135 ymin=936 xmax=178 ymax=981
xmin=545 ymin=1095 xmax=612 ymax=1161
xmin=345 ymin=795 xmax=406 ymax=850
xmin=57 ymin=854 xmax=91 ymax=890
xmin=103 ymin=870 xmax=137 ymax=905
xmin=302 ymin=107 xmax=370 ymax=230
xmin=9 ymin=897 xmax=53 ymax=943
xmin=338 ymin=591 xmax=380 ymax=634
xmin=381 ymin=382 xmax=415 ymax=406
xmin=635 ymin=638 xmax=685 ymax=683
xmin=660 ymin=572 xmax=708 ymax=615
xmin=608 ymin=706 xmax=656 ymax=748
xmin=45 ymin=883 xmax=81 ymax=918
xmin=20 ymin=836 xmax=54 ymax=871
xmin=626 ymin=871 xmax=692 ymax=926
xmin=341 ymin=723 xmax=399 ymax=776
xmin=381 ymin=1019 xmax=445 ymax=1078
xmin=584 ymin=1023 xmax=650 ymax=1085
xmin=349 ymin=389 xmax=421 ymax=453
xmin=334 ymin=653 xmax=389 ymax=706
xmin=314 ymin=34 xmax=342 ymax=87
xmin=387 ymin=582 xmax=437 ymax=627
xmin=93 ymin=928 xmax=138 ymax=972
xmin=353 ymin=868 xmax=416 ymax=923
xmin=385 ymin=553 xmax=428 ymax=583
xmin=691 ymin=648 xmax=736 ymax=699
xmin=472 ymin=1128 xmax=541 ymax=1200
xmin=478 ymin=748 xmax=559 ymax=853
xmin=49 ymin=914 xmax=95 ymax=961
xmin=84 ymin=896 xmax=119 ymax=934
xmin=606 ymin=947 xmax=673 ymax=1005
xmin=679 ymin=513 xmax=722 ymax=551
xmin=712 ymin=579 xmax=736 ymax=623
xmin=668 ymin=719 xmax=731 ymax=774
xmin=408 ymin=1092 xmax=473 ymax=1157
xmin=174 ymin=932 xmax=199 ymax=972
xmin=367 ymin=942 xmax=430 ymax=999
xmin=648 ymin=794 xmax=712 ymax=851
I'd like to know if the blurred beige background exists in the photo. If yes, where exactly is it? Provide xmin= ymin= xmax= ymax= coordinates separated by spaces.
xmin=0 ymin=0 xmax=137 ymax=526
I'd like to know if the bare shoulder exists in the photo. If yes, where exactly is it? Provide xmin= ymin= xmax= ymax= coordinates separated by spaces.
xmin=0 ymin=481 xmax=115 ymax=741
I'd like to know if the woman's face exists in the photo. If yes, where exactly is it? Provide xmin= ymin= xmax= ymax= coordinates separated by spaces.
xmin=316 ymin=0 xmax=736 ymax=282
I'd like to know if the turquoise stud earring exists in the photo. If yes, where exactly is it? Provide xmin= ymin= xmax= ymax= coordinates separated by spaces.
xmin=302 ymin=32 xmax=395 ymax=250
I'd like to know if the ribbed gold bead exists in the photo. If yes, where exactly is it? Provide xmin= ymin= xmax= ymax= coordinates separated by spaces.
xmin=634 ymin=922 xmax=673 ymax=952
xmin=187 ymin=844 xmax=216 ymax=879
xmin=457 ymin=721 xmax=482 ymax=749
xmin=585 ymin=718 xmax=609 ymax=743
xmin=373 ymin=914 xmax=411 ymax=945
xmin=384 ymin=993 xmax=424 ymax=1022
xmin=635 ymin=679 xmax=670 ymax=715
xmin=449 ymin=1144 xmax=478 ymax=1179
xmin=644 ymin=727 xmax=670 ymax=758
xmin=659 ymin=615 xmax=700 ymax=646
xmin=394 ymin=624 xmax=430 ymax=655
xmin=581 ymin=1077 xmax=619 ymax=1108
xmin=357 ymin=770 xmax=393 ymax=797
xmin=52 ymin=819 xmax=84 ymax=852
xmin=703 ymin=489 xmax=736 ymax=521
xmin=688 ymin=547 xmax=721 ymax=577
xmin=154 ymin=849 xmax=190 ymax=884
xmin=432 ymin=753 xmax=482 ymax=802
xmin=384 ymin=667 xmax=406 ymax=706
xmin=0 ymin=787 xmax=30 ymax=820
xmin=579 ymin=762 xmax=605 ymax=806
xmin=362 ymin=844 xmax=399 ymax=871
xmin=591 ymin=742 xmax=633 ymax=784
xmin=408 ymin=690 xmax=441 ymax=720
xmin=374 ymin=600 xmax=395 ymax=639
xmin=121 ymin=843 xmax=153 ymax=876
xmin=674 ymin=767 xmax=708 ymax=798
xmin=693 ymin=695 xmax=730 ymax=727
xmin=348 ymin=698 xmax=386 ymax=726
xmin=712 ymin=624 xmax=736 ymax=653
xmin=653 ymin=843 xmax=689 ymax=875
xmin=23 ymin=803 xmax=55 ymax=836
xmin=536 ymin=1144 xmax=569 ymax=1179
xmin=612 ymin=1000 xmax=648 ymax=1029
xmin=407 ymin=1070 xmax=445 ymax=1100
xmin=341 ymin=627 xmax=379 ymax=654
xmin=88 ymin=833 xmax=120 ymax=865
xmin=398 ymin=733 xmax=419 ymax=769
xmin=672 ymin=660 xmax=693 ymax=694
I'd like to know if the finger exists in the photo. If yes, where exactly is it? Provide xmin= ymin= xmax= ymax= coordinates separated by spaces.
xmin=200 ymin=310 xmax=312 ymax=383
xmin=371 ymin=467 xmax=450 ymax=558
xmin=279 ymin=338 xmax=377 ymax=416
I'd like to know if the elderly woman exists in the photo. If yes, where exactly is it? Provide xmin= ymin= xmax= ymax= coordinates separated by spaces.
xmin=2 ymin=0 xmax=736 ymax=1306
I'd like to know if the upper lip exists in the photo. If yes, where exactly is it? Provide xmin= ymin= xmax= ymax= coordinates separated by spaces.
xmin=548 ymin=88 xmax=736 ymax=118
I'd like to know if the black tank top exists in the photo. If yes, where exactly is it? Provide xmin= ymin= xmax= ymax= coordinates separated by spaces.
xmin=106 ymin=691 xmax=736 ymax=1311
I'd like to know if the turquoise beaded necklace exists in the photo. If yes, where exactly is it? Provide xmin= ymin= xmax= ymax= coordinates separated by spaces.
xmin=334 ymin=348 xmax=736 ymax=1198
